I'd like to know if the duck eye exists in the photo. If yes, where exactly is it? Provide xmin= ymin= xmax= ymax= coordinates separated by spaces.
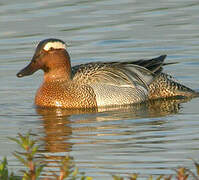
xmin=32 ymin=56 xmax=38 ymax=63
xmin=32 ymin=53 xmax=42 ymax=63
xmin=32 ymin=59 xmax=37 ymax=64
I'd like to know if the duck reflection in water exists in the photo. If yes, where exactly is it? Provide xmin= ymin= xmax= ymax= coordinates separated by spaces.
xmin=35 ymin=97 xmax=191 ymax=177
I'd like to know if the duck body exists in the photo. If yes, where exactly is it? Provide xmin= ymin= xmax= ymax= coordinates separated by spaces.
xmin=34 ymin=60 xmax=152 ymax=108
xmin=35 ymin=80 xmax=97 ymax=108
xmin=17 ymin=38 xmax=198 ymax=109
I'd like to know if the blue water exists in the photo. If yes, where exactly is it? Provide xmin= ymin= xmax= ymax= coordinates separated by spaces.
xmin=1 ymin=0 xmax=199 ymax=179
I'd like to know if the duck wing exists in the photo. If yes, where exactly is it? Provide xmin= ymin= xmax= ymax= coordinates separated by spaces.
xmin=72 ymin=55 xmax=167 ymax=88
xmin=130 ymin=55 xmax=167 ymax=74
xmin=72 ymin=62 xmax=154 ymax=90
xmin=71 ymin=55 xmax=167 ymax=106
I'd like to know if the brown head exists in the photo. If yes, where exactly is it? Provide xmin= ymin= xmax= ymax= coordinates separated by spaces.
xmin=16 ymin=38 xmax=72 ymax=82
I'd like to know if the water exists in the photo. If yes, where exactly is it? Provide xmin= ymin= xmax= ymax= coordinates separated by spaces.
xmin=1 ymin=0 xmax=199 ymax=179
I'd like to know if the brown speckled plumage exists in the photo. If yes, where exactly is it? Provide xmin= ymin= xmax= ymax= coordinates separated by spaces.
xmin=35 ymin=81 xmax=97 ymax=108
xmin=17 ymin=38 xmax=199 ymax=109
xmin=149 ymin=73 xmax=197 ymax=99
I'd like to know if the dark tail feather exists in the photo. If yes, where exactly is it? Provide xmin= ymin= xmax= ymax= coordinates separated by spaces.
xmin=132 ymin=55 xmax=167 ymax=75
xmin=163 ymin=62 xmax=178 ymax=66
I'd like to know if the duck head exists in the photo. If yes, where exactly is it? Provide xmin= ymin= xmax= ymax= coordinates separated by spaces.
xmin=16 ymin=38 xmax=71 ymax=81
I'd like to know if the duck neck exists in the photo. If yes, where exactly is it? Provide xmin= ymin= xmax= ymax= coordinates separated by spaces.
xmin=43 ymin=51 xmax=72 ymax=83
xmin=44 ymin=67 xmax=71 ymax=83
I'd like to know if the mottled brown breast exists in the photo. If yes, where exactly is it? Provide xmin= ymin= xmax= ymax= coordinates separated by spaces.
xmin=35 ymin=81 xmax=97 ymax=108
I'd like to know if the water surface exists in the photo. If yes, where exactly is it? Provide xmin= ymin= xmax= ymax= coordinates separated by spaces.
xmin=1 ymin=0 xmax=199 ymax=179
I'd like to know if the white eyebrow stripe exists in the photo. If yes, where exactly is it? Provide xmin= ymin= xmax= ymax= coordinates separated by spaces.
xmin=43 ymin=42 xmax=66 ymax=51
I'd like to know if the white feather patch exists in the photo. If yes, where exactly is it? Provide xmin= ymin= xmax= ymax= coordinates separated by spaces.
xmin=43 ymin=42 xmax=66 ymax=51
